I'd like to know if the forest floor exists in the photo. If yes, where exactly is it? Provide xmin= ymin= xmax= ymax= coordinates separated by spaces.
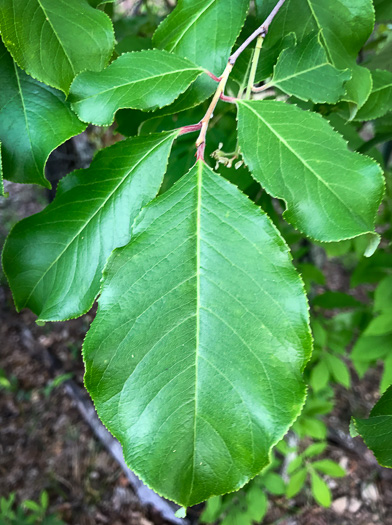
xmin=1 ymin=138 xmax=392 ymax=525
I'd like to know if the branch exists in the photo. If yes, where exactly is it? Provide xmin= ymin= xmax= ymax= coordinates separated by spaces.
xmin=229 ymin=0 xmax=287 ymax=65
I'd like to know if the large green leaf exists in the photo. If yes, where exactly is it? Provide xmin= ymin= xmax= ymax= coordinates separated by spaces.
xmin=2 ymin=132 xmax=178 ymax=322
xmin=260 ymin=0 xmax=375 ymax=110
xmin=354 ymin=385 xmax=392 ymax=468
xmin=237 ymin=100 xmax=384 ymax=246
xmin=270 ymin=33 xmax=351 ymax=103
xmin=0 ymin=0 xmax=114 ymax=93
xmin=152 ymin=0 xmax=250 ymax=113
xmin=0 ymin=41 xmax=86 ymax=187
xmin=355 ymin=70 xmax=392 ymax=121
xmin=69 ymin=50 xmax=205 ymax=126
xmin=83 ymin=161 xmax=312 ymax=507
xmin=373 ymin=0 xmax=392 ymax=22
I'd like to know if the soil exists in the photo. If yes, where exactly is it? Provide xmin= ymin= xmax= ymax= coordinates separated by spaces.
xmin=1 ymin=137 xmax=391 ymax=525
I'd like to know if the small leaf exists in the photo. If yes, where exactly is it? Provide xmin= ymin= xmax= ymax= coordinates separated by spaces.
xmin=310 ymin=360 xmax=330 ymax=393
xmin=381 ymin=354 xmax=392 ymax=394
xmin=2 ymin=132 xmax=178 ymax=321
xmin=353 ymin=385 xmax=392 ymax=468
xmin=0 ymin=42 xmax=86 ymax=187
xmin=364 ymin=312 xmax=392 ymax=336
xmin=375 ymin=276 xmax=392 ymax=313
xmin=83 ymin=161 xmax=312 ymax=506
xmin=246 ymin=487 xmax=268 ymax=522
xmin=200 ymin=496 xmax=222 ymax=523
xmin=310 ymin=471 xmax=332 ymax=507
xmin=355 ymin=70 xmax=392 ymax=121
xmin=324 ymin=354 xmax=351 ymax=388
xmin=69 ymin=50 xmax=205 ymax=126
xmin=0 ymin=0 xmax=114 ymax=93
xmin=312 ymin=459 xmax=346 ymax=478
xmin=286 ymin=468 xmax=307 ymax=498
xmin=270 ymin=33 xmax=350 ymax=103
xmin=303 ymin=442 xmax=327 ymax=458
xmin=237 ymin=100 xmax=384 ymax=244
xmin=287 ymin=456 xmax=302 ymax=474
xmin=263 ymin=472 xmax=286 ymax=495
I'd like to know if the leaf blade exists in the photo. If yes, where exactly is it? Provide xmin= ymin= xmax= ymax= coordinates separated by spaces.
xmin=0 ymin=0 xmax=115 ymax=93
xmin=237 ymin=100 xmax=384 ymax=244
xmin=83 ymin=161 xmax=312 ymax=506
xmin=2 ymin=132 xmax=178 ymax=321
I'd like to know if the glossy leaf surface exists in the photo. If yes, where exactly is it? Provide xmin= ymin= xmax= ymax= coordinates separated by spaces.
xmin=270 ymin=33 xmax=350 ymax=103
xmin=3 ymin=132 xmax=178 ymax=321
xmin=355 ymin=70 xmax=392 ymax=121
xmin=0 ymin=0 xmax=115 ymax=93
xmin=69 ymin=50 xmax=204 ymax=126
xmin=0 ymin=41 xmax=86 ymax=187
xmin=153 ymin=0 xmax=250 ymax=113
xmin=261 ymin=0 xmax=375 ymax=110
xmin=83 ymin=161 xmax=312 ymax=506
xmin=237 ymin=100 xmax=384 ymax=245
xmin=354 ymin=385 xmax=392 ymax=468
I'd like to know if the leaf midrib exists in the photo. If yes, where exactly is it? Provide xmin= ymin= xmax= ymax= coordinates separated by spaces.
xmin=72 ymin=66 xmax=202 ymax=102
xmin=22 ymin=133 xmax=176 ymax=312
xmin=274 ymin=61 xmax=336 ymax=84
xmin=35 ymin=0 xmax=75 ymax=74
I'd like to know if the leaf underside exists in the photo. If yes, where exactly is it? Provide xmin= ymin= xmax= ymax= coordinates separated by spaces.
xmin=83 ymin=161 xmax=312 ymax=507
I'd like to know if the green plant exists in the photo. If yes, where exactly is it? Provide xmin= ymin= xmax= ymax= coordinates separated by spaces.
xmin=0 ymin=0 xmax=391 ymax=511
xmin=0 ymin=492 xmax=65 ymax=525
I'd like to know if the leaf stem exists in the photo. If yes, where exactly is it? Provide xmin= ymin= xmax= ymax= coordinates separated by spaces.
xmin=195 ymin=62 xmax=233 ymax=160
xmin=229 ymin=0 xmax=286 ymax=65
xmin=245 ymin=36 xmax=264 ymax=100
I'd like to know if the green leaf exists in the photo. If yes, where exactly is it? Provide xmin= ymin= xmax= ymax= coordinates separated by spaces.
xmin=364 ymin=311 xmax=392 ymax=336
xmin=368 ymin=41 xmax=392 ymax=73
xmin=373 ymin=0 xmax=392 ymax=22
xmin=312 ymin=292 xmax=362 ymax=309
xmin=83 ymin=161 xmax=312 ymax=506
xmin=286 ymin=468 xmax=307 ymax=498
xmin=237 ymin=100 xmax=384 ymax=245
xmin=310 ymin=360 xmax=330 ymax=393
xmin=375 ymin=276 xmax=392 ymax=313
xmin=381 ymin=355 xmax=392 ymax=394
xmin=270 ymin=33 xmax=350 ymax=103
xmin=287 ymin=456 xmax=302 ymax=474
xmin=0 ymin=0 xmax=114 ymax=94
xmin=2 ymin=132 xmax=178 ymax=322
xmin=310 ymin=471 xmax=331 ymax=507
xmin=69 ymin=50 xmax=204 ymax=126
xmin=312 ymin=459 xmax=346 ymax=477
xmin=353 ymin=385 xmax=392 ymax=468
xmin=324 ymin=354 xmax=351 ymax=388
xmin=355 ymin=70 xmax=392 ymax=121
xmin=246 ymin=487 xmax=268 ymax=522
xmin=200 ymin=496 xmax=222 ymax=523
xmin=0 ymin=41 xmax=86 ymax=187
xmin=262 ymin=0 xmax=375 ymax=111
xmin=152 ymin=0 xmax=250 ymax=113
xmin=303 ymin=442 xmax=327 ymax=458
xmin=263 ymin=472 xmax=286 ymax=495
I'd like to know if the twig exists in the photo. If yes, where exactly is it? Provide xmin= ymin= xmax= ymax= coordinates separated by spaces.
xmin=192 ymin=0 xmax=286 ymax=161
xmin=229 ymin=0 xmax=287 ymax=65
xmin=195 ymin=62 xmax=233 ymax=160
